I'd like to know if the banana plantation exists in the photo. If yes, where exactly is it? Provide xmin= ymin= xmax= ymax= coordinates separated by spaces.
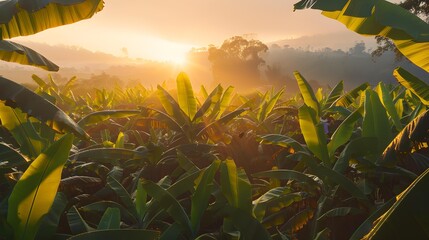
xmin=1 ymin=0 xmax=429 ymax=239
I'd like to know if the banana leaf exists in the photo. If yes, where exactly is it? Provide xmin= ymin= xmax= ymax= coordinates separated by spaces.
xmin=177 ymin=72 xmax=197 ymax=120
xmin=323 ymin=81 xmax=344 ymax=110
xmin=362 ymin=168 xmax=429 ymax=239
xmin=7 ymin=134 xmax=73 ymax=240
xmin=97 ymin=207 xmax=120 ymax=230
xmin=78 ymin=110 xmax=141 ymax=127
xmin=67 ymin=229 xmax=160 ymax=240
xmin=0 ymin=0 xmax=104 ymax=39
xmin=294 ymin=71 xmax=320 ymax=118
xmin=0 ymin=40 xmax=59 ymax=71
xmin=380 ymin=109 xmax=429 ymax=166
xmin=0 ymin=76 xmax=89 ymax=139
xmin=294 ymin=0 xmax=429 ymax=72
xmin=393 ymin=67 xmax=429 ymax=106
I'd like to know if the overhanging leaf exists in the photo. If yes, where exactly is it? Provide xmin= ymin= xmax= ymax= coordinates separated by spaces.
xmin=0 ymin=40 xmax=59 ymax=71
xmin=0 ymin=76 xmax=89 ymax=139
xmin=0 ymin=0 xmax=104 ymax=39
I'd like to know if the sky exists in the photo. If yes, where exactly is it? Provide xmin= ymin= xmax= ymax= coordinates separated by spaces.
xmin=15 ymin=0 xmax=397 ymax=63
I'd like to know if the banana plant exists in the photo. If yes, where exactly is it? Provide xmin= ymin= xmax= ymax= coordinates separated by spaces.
xmin=149 ymin=72 xmax=246 ymax=143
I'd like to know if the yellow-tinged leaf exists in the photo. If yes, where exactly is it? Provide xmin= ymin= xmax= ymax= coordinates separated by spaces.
xmin=7 ymin=134 xmax=73 ymax=240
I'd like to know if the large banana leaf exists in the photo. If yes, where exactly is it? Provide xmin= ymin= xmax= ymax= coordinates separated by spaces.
xmin=294 ymin=0 xmax=429 ymax=72
xmin=298 ymin=104 xmax=330 ymax=165
xmin=375 ymin=82 xmax=403 ymax=131
xmin=294 ymin=71 xmax=320 ymax=118
xmin=0 ymin=40 xmax=59 ymax=71
xmin=362 ymin=89 xmax=392 ymax=155
xmin=0 ymin=0 xmax=104 ymax=39
xmin=78 ymin=110 xmax=141 ymax=128
xmin=393 ymin=67 xmax=429 ymax=106
xmin=0 ymin=76 xmax=89 ymax=139
xmin=7 ymin=134 xmax=73 ymax=240
xmin=380 ymin=109 xmax=429 ymax=166
xmin=177 ymin=72 xmax=197 ymax=120
xmin=362 ymin=168 xmax=429 ymax=239
xmin=323 ymin=80 xmax=344 ymax=110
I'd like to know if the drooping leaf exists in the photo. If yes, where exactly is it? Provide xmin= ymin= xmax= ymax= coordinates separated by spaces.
xmin=80 ymin=201 xmax=137 ymax=224
xmin=317 ymin=207 xmax=363 ymax=222
xmin=78 ymin=110 xmax=141 ymax=128
xmin=157 ymin=85 xmax=189 ymax=125
xmin=0 ymin=40 xmax=59 ymax=71
xmin=380 ymin=109 xmax=429 ymax=166
xmin=294 ymin=0 xmax=429 ymax=72
xmin=393 ymin=67 xmax=429 ymax=106
xmin=253 ymin=170 xmax=320 ymax=187
xmin=7 ymin=134 xmax=73 ymax=240
xmin=0 ymin=76 xmax=89 ymax=139
xmin=0 ymin=142 xmax=29 ymax=168
xmin=70 ymin=148 xmax=146 ymax=164
xmin=363 ymin=168 xmax=429 ymax=239
xmin=0 ymin=0 xmax=104 ymax=39
xmin=258 ymin=133 xmax=306 ymax=153
xmin=106 ymin=176 xmax=138 ymax=217
xmin=177 ymin=72 xmax=197 ymax=120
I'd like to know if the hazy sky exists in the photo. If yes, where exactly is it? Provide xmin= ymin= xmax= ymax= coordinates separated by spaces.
xmin=15 ymin=0 xmax=398 ymax=63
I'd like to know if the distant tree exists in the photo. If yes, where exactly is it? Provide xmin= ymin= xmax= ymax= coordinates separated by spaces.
xmin=208 ymin=36 xmax=268 ymax=88
xmin=348 ymin=42 xmax=366 ymax=55
xmin=372 ymin=0 xmax=429 ymax=60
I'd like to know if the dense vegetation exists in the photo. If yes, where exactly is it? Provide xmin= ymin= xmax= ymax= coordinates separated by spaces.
xmin=0 ymin=68 xmax=429 ymax=239
xmin=1 ymin=0 xmax=429 ymax=239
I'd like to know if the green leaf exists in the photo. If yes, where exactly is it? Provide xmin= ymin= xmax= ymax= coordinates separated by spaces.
xmin=34 ymin=192 xmax=68 ymax=239
xmin=0 ymin=40 xmax=59 ymax=71
xmin=0 ymin=103 xmax=47 ymax=158
xmin=376 ymin=82 xmax=403 ymax=131
xmin=333 ymin=83 xmax=369 ymax=108
xmin=221 ymin=205 xmax=271 ymax=240
xmin=393 ymin=67 xmax=429 ymax=106
xmin=67 ymin=229 xmax=160 ymax=240
xmin=220 ymin=160 xmax=253 ymax=215
xmin=258 ymin=133 xmax=306 ymax=153
xmin=294 ymin=71 xmax=320 ymax=117
xmin=70 ymin=148 xmax=146 ymax=164
xmin=299 ymin=105 xmax=330 ymax=165
xmin=191 ymin=160 xmax=221 ymax=233
xmin=349 ymin=198 xmax=395 ymax=240
xmin=323 ymin=80 xmax=344 ymax=110
xmin=363 ymin=168 xmax=429 ymax=239
xmin=141 ymin=180 xmax=192 ymax=237
xmin=135 ymin=179 xmax=147 ymax=222
xmin=7 ymin=134 xmax=73 ymax=240
xmin=317 ymin=207 xmax=363 ymax=221
xmin=193 ymin=85 xmax=222 ymax=122
xmin=327 ymin=108 xmax=362 ymax=158
xmin=177 ymin=72 xmax=197 ymax=120
xmin=80 ymin=201 xmax=137 ymax=224
xmin=0 ymin=0 xmax=104 ymax=39
xmin=0 ymin=142 xmax=29 ymax=169
xmin=253 ymin=170 xmax=320 ymax=186
xmin=0 ymin=76 xmax=89 ymax=139
xmin=362 ymin=89 xmax=393 ymax=154
xmin=253 ymin=188 xmax=303 ymax=221
xmin=295 ymin=0 xmax=429 ymax=72
xmin=106 ymin=176 xmax=138 ymax=218
xmin=157 ymin=85 xmax=189 ymax=125
xmin=67 ymin=205 xmax=92 ymax=235
xmin=381 ymin=109 xmax=429 ymax=166
xmin=334 ymin=137 xmax=379 ymax=173
xmin=78 ymin=110 xmax=141 ymax=128
xmin=97 ymin=208 xmax=120 ymax=230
